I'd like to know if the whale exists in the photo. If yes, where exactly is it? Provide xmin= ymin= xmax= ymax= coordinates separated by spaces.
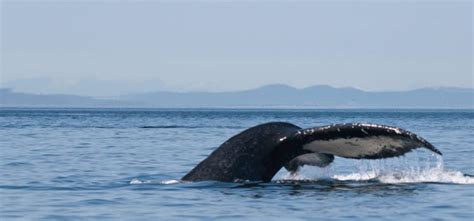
xmin=182 ymin=122 xmax=442 ymax=182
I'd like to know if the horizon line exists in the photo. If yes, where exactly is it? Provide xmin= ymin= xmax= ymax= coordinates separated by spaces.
xmin=1 ymin=83 xmax=473 ymax=97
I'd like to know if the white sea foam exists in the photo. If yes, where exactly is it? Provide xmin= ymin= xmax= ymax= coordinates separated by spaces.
xmin=333 ymin=168 xmax=474 ymax=184
xmin=282 ymin=153 xmax=474 ymax=185
xmin=129 ymin=178 xmax=151 ymax=184
xmin=129 ymin=178 xmax=181 ymax=185
xmin=160 ymin=179 xmax=181 ymax=185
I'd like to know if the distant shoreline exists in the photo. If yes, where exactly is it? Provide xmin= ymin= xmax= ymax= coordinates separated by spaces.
xmin=1 ymin=106 xmax=473 ymax=111
xmin=2 ymin=85 xmax=473 ymax=109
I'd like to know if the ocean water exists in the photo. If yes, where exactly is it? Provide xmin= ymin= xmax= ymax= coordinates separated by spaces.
xmin=0 ymin=108 xmax=473 ymax=220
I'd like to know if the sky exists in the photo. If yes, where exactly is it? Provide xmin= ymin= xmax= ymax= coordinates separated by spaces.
xmin=1 ymin=0 xmax=473 ymax=96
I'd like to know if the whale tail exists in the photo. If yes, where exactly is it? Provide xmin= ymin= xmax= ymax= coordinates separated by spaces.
xmin=182 ymin=122 xmax=442 ymax=182
xmin=182 ymin=122 xmax=302 ymax=182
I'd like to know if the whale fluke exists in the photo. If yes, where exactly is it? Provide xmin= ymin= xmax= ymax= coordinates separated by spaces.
xmin=182 ymin=122 xmax=441 ymax=182
xmin=292 ymin=123 xmax=442 ymax=159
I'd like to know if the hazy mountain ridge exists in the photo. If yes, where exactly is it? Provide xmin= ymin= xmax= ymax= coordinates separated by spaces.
xmin=1 ymin=85 xmax=473 ymax=108
xmin=0 ymin=88 xmax=137 ymax=107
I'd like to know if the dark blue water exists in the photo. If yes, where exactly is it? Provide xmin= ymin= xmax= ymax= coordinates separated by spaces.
xmin=1 ymin=108 xmax=473 ymax=220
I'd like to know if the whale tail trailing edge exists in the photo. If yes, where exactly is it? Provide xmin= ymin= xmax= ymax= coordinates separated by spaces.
xmin=182 ymin=122 xmax=442 ymax=182
xmin=291 ymin=123 xmax=441 ymax=159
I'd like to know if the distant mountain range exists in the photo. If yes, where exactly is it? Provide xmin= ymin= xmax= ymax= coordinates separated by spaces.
xmin=1 ymin=85 xmax=473 ymax=108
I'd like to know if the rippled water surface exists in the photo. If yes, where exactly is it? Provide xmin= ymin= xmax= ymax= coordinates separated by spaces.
xmin=1 ymin=108 xmax=473 ymax=220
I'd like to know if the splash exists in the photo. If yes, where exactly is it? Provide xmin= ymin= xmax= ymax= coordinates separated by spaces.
xmin=376 ymin=168 xmax=473 ymax=184
xmin=283 ymin=152 xmax=474 ymax=185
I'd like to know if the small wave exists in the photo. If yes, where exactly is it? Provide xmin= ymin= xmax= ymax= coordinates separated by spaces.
xmin=129 ymin=178 xmax=181 ymax=185
xmin=3 ymin=162 xmax=33 ymax=167
xmin=140 ymin=125 xmax=244 ymax=129
xmin=79 ymin=199 xmax=119 ymax=205
xmin=160 ymin=179 xmax=181 ymax=185
xmin=129 ymin=178 xmax=152 ymax=184
xmin=140 ymin=125 xmax=199 ymax=129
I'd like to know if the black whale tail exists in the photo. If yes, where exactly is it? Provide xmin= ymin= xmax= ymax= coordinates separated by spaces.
xmin=182 ymin=122 xmax=302 ymax=182
xmin=182 ymin=122 xmax=442 ymax=182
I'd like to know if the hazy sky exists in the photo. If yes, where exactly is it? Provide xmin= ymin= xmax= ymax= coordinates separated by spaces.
xmin=1 ymin=0 xmax=473 ymax=96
